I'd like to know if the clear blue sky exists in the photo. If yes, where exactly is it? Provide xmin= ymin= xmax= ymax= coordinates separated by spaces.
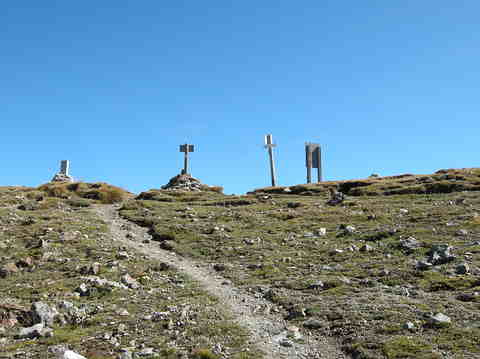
xmin=1 ymin=1 xmax=478 ymax=194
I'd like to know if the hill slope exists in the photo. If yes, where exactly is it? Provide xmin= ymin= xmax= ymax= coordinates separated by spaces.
xmin=1 ymin=168 xmax=480 ymax=359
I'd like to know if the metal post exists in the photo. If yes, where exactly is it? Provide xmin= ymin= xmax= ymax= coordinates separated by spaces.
xmin=306 ymin=148 xmax=312 ymax=184
xmin=183 ymin=147 xmax=189 ymax=174
xmin=60 ymin=160 xmax=69 ymax=176
xmin=317 ymin=146 xmax=322 ymax=183
xmin=179 ymin=144 xmax=194 ymax=175
xmin=265 ymin=134 xmax=277 ymax=187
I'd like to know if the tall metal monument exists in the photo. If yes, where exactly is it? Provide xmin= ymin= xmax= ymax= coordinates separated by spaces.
xmin=264 ymin=134 xmax=277 ymax=187
xmin=179 ymin=144 xmax=194 ymax=175
xmin=305 ymin=142 xmax=322 ymax=183
xmin=51 ymin=160 xmax=74 ymax=183
xmin=60 ymin=160 xmax=70 ymax=176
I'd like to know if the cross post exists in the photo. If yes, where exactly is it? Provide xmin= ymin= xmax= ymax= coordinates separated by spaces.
xmin=264 ymin=134 xmax=277 ymax=187
xmin=179 ymin=144 xmax=194 ymax=175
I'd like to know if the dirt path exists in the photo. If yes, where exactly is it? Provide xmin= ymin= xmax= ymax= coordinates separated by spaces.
xmin=93 ymin=204 xmax=347 ymax=359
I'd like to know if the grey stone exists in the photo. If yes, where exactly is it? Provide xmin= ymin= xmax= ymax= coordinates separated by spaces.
xmin=427 ymin=244 xmax=455 ymax=265
xmin=118 ymin=349 xmax=133 ymax=359
xmin=0 ymin=262 xmax=19 ymax=278
xmin=345 ymin=225 xmax=356 ymax=233
xmin=116 ymin=251 xmax=130 ymax=260
xmin=62 ymin=351 xmax=88 ymax=359
xmin=137 ymin=348 xmax=155 ymax=356
xmin=456 ymin=229 xmax=468 ymax=237
xmin=415 ymin=261 xmax=433 ymax=271
xmin=76 ymin=283 xmax=89 ymax=296
xmin=303 ymin=319 xmax=324 ymax=329
xmin=17 ymin=323 xmax=47 ymax=339
xmin=51 ymin=173 xmax=74 ymax=183
xmin=403 ymin=322 xmax=415 ymax=330
xmin=316 ymin=228 xmax=327 ymax=236
xmin=399 ymin=237 xmax=420 ymax=252
xmin=31 ymin=301 xmax=57 ymax=326
xmin=456 ymin=263 xmax=470 ymax=275
xmin=326 ymin=190 xmax=346 ymax=206
xmin=429 ymin=313 xmax=451 ymax=327
xmin=80 ymin=262 xmax=100 ymax=275
xmin=279 ymin=339 xmax=294 ymax=347
xmin=121 ymin=274 xmax=140 ymax=289
xmin=307 ymin=281 xmax=324 ymax=290
xmin=360 ymin=244 xmax=374 ymax=252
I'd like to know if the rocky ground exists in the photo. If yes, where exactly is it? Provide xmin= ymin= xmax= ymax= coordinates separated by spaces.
xmin=121 ymin=168 xmax=480 ymax=359
xmin=0 ymin=187 xmax=262 ymax=358
xmin=1 ymin=168 xmax=480 ymax=358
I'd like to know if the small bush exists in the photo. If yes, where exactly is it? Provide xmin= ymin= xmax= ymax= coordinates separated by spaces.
xmin=66 ymin=198 xmax=91 ymax=208
xmin=192 ymin=349 xmax=219 ymax=359
xmin=38 ymin=182 xmax=131 ymax=204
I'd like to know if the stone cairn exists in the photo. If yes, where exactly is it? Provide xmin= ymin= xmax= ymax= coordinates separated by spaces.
xmin=161 ymin=174 xmax=204 ymax=191
xmin=51 ymin=160 xmax=74 ymax=183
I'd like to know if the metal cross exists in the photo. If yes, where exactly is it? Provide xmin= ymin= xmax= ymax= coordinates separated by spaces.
xmin=264 ymin=134 xmax=277 ymax=186
xmin=179 ymin=144 xmax=194 ymax=175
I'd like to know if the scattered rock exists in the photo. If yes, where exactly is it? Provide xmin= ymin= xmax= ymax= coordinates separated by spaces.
xmin=16 ymin=257 xmax=34 ymax=268
xmin=316 ymin=228 xmax=327 ymax=236
xmin=456 ymin=292 xmax=478 ymax=302
xmin=279 ymin=339 xmax=294 ymax=347
xmin=213 ymin=263 xmax=230 ymax=272
xmin=116 ymin=251 xmax=130 ymax=260
xmin=415 ymin=261 xmax=433 ymax=271
xmin=75 ymin=283 xmax=90 ymax=297
xmin=307 ymin=281 xmax=324 ymax=290
xmin=326 ymin=189 xmax=346 ymax=206
xmin=428 ymin=313 xmax=451 ymax=327
xmin=456 ymin=263 xmax=470 ymax=275
xmin=287 ymin=202 xmax=302 ymax=209
xmin=79 ymin=262 xmax=101 ymax=275
xmin=456 ymin=229 xmax=468 ymax=237
xmin=360 ymin=244 xmax=374 ymax=252
xmin=403 ymin=322 xmax=415 ymax=330
xmin=31 ymin=301 xmax=58 ymax=326
xmin=427 ymin=244 xmax=455 ymax=265
xmin=0 ymin=262 xmax=19 ymax=278
xmin=17 ymin=323 xmax=52 ymax=339
xmin=121 ymin=274 xmax=140 ymax=289
xmin=303 ymin=319 xmax=324 ymax=329
xmin=137 ymin=348 xmax=155 ymax=356
xmin=399 ymin=237 xmax=420 ymax=253
xmin=118 ymin=349 xmax=133 ymax=359
xmin=62 ymin=351 xmax=88 ymax=359
xmin=51 ymin=173 xmax=74 ymax=183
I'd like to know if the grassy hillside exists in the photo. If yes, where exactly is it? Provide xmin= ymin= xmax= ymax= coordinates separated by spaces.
xmin=0 ymin=185 xmax=260 ymax=359
xmin=121 ymin=168 xmax=480 ymax=359
xmin=253 ymin=168 xmax=480 ymax=197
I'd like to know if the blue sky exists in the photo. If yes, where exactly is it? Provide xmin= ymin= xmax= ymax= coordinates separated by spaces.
xmin=1 ymin=1 xmax=479 ymax=194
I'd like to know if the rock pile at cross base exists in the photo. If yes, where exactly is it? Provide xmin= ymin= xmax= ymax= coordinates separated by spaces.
xmin=51 ymin=173 xmax=74 ymax=183
xmin=161 ymin=174 xmax=206 ymax=191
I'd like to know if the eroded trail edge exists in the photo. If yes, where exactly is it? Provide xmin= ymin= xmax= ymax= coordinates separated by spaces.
xmin=93 ymin=204 xmax=346 ymax=359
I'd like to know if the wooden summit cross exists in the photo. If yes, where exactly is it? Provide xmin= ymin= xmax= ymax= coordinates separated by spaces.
xmin=179 ymin=144 xmax=194 ymax=175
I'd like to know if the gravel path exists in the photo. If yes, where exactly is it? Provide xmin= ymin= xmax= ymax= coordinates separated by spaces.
xmin=93 ymin=204 xmax=347 ymax=359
